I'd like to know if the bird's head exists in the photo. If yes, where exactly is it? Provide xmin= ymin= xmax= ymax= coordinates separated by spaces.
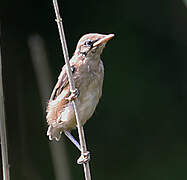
xmin=74 ymin=33 xmax=114 ymax=59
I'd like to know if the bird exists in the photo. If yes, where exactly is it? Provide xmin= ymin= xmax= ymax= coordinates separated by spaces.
xmin=46 ymin=33 xmax=114 ymax=142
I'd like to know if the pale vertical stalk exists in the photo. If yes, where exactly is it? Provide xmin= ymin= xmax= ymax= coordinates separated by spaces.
xmin=52 ymin=1 xmax=91 ymax=180
xmin=0 ymin=27 xmax=10 ymax=180
xmin=28 ymin=34 xmax=71 ymax=180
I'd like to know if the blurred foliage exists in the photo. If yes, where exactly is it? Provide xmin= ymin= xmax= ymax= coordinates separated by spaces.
xmin=1 ymin=0 xmax=187 ymax=179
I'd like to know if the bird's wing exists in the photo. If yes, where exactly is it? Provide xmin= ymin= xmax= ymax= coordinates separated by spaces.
xmin=50 ymin=64 xmax=75 ymax=101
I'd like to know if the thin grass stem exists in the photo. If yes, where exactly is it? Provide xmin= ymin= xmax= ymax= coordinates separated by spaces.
xmin=52 ymin=1 xmax=92 ymax=179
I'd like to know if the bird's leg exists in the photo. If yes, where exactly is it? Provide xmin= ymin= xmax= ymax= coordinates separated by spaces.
xmin=64 ymin=131 xmax=81 ymax=151
xmin=64 ymin=131 xmax=90 ymax=164
xmin=65 ymin=88 xmax=79 ymax=101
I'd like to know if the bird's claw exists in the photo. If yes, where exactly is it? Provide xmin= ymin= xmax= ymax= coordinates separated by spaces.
xmin=77 ymin=151 xmax=90 ymax=164
xmin=66 ymin=88 xmax=79 ymax=101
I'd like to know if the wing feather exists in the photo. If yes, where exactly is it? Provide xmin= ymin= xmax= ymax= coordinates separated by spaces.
xmin=50 ymin=65 xmax=75 ymax=101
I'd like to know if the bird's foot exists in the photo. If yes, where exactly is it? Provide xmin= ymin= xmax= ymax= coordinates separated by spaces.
xmin=77 ymin=151 xmax=90 ymax=164
xmin=66 ymin=88 xmax=79 ymax=101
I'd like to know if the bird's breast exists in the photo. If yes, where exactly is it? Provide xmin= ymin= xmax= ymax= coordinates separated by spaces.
xmin=76 ymin=61 xmax=104 ymax=124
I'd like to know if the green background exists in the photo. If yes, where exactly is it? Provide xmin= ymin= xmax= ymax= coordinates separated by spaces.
xmin=1 ymin=0 xmax=187 ymax=179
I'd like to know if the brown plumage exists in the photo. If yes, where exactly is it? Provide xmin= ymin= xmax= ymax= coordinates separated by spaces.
xmin=47 ymin=33 xmax=114 ymax=141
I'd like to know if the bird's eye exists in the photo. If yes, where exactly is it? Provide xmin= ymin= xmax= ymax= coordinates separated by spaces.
xmin=84 ymin=39 xmax=93 ymax=46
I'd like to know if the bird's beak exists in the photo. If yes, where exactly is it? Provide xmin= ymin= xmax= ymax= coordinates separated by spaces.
xmin=93 ymin=34 xmax=115 ymax=47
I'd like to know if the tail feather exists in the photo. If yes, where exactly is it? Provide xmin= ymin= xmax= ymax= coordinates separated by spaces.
xmin=47 ymin=123 xmax=63 ymax=141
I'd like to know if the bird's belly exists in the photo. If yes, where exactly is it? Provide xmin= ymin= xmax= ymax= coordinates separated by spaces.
xmin=61 ymin=80 xmax=101 ymax=130
xmin=78 ymin=85 xmax=100 ymax=125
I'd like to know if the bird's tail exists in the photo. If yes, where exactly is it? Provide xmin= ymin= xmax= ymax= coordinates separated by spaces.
xmin=47 ymin=123 xmax=63 ymax=141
